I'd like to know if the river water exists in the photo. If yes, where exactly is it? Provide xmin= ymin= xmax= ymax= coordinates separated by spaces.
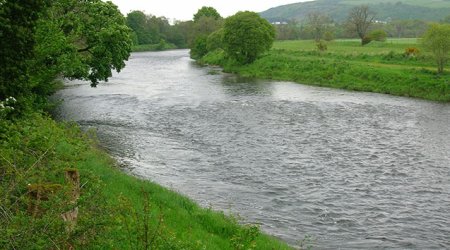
xmin=53 ymin=50 xmax=450 ymax=249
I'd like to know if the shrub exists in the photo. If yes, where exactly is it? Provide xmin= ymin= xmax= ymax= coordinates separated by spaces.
xmin=324 ymin=31 xmax=335 ymax=41
xmin=369 ymin=29 xmax=387 ymax=42
xmin=362 ymin=36 xmax=372 ymax=46
xmin=222 ymin=11 xmax=275 ymax=64
xmin=190 ymin=35 xmax=208 ymax=59
xmin=316 ymin=41 xmax=328 ymax=51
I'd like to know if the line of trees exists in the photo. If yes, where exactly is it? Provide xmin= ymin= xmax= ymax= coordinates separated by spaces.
xmin=189 ymin=7 xmax=275 ymax=65
xmin=274 ymin=8 xmax=448 ymax=42
xmin=125 ymin=11 xmax=193 ymax=48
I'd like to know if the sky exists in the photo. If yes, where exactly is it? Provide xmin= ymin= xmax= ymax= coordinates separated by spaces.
xmin=109 ymin=0 xmax=310 ymax=21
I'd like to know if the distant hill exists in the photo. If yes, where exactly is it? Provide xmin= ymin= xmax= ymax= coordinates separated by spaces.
xmin=260 ymin=0 xmax=450 ymax=22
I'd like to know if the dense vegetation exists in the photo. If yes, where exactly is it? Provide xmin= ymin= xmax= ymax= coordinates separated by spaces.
xmin=0 ymin=1 xmax=292 ymax=249
xmin=125 ymin=10 xmax=192 ymax=50
xmin=222 ymin=12 xmax=275 ymax=64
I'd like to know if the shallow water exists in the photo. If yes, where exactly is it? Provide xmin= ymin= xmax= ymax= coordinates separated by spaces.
xmin=53 ymin=50 xmax=450 ymax=249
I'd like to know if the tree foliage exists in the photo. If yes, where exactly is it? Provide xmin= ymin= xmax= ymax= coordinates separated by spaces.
xmin=0 ymin=0 xmax=132 ymax=113
xmin=37 ymin=0 xmax=132 ymax=86
xmin=193 ymin=6 xmax=221 ymax=22
xmin=346 ymin=5 xmax=375 ymax=45
xmin=422 ymin=23 xmax=450 ymax=73
xmin=189 ymin=7 xmax=223 ymax=59
xmin=0 ymin=0 xmax=50 ymax=110
xmin=222 ymin=11 xmax=275 ymax=64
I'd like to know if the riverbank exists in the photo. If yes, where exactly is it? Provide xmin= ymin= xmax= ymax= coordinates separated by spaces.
xmin=200 ymin=39 xmax=450 ymax=102
xmin=132 ymin=42 xmax=180 ymax=52
xmin=0 ymin=113 xmax=292 ymax=249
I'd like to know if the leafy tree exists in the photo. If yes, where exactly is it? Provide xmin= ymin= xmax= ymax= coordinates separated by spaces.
xmin=222 ymin=11 xmax=275 ymax=64
xmin=193 ymin=6 xmax=221 ymax=22
xmin=207 ymin=29 xmax=224 ymax=52
xmin=193 ymin=16 xmax=223 ymax=38
xmin=346 ymin=5 xmax=375 ymax=45
xmin=0 ymin=0 xmax=50 ymax=111
xmin=0 ymin=0 xmax=132 ymax=114
xmin=189 ymin=35 xmax=208 ymax=59
xmin=306 ymin=12 xmax=333 ymax=42
xmin=189 ymin=7 xmax=223 ymax=59
xmin=127 ymin=11 xmax=154 ymax=44
xmin=422 ymin=23 xmax=450 ymax=74
xmin=36 ymin=0 xmax=133 ymax=86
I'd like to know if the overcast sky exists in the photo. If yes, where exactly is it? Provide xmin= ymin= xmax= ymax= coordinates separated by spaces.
xmin=109 ymin=0 xmax=310 ymax=21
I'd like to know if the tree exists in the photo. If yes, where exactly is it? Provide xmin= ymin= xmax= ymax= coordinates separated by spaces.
xmin=189 ymin=7 xmax=223 ymax=59
xmin=127 ymin=11 xmax=154 ymax=44
xmin=306 ymin=12 xmax=333 ymax=42
xmin=193 ymin=6 xmax=221 ymax=22
xmin=422 ymin=23 xmax=450 ymax=74
xmin=0 ymin=0 xmax=50 ymax=111
xmin=346 ymin=5 xmax=375 ymax=45
xmin=36 ymin=0 xmax=133 ymax=86
xmin=222 ymin=11 xmax=275 ymax=64
xmin=0 ymin=0 xmax=132 ymax=113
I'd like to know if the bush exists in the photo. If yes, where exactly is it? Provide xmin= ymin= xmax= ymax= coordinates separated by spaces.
xmin=222 ymin=11 xmax=275 ymax=64
xmin=362 ymin=36 xmax=372 ymax=46
xmin=369 ymin=29 xmax=387 ymax=42
xmin=316 ymin=41 xmax=328 ymax=51
xmin=207 ymin=29 xmax=224 ymax=52
xmin=324 ymin=31 xmax=335 ymax=41
xmin=190 ymin=35 xmax=208 ymax=59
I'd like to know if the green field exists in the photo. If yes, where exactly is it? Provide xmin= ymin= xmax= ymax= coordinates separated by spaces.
xmin=273 ymin=39 xmax=421 ymax=55
xmin=201 ymin=38 xmax=450 ymax=102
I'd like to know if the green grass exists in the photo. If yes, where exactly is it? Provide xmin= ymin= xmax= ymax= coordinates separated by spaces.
xmin=201 ymin=39 xmax=450 ymax=102
xmin=273 ymin=39 xmax=421 ymax=54
xmin=0 ymin=114 xmax=292 ymax=249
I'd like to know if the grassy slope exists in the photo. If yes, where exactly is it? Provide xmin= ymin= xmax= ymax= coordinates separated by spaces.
xmin=200 ymin=39 xmax=450 ymax=102
xmin=260 ymin=0 xmax=450 ymax=21
xmin=0 ymin=114 xmax=292 ymax=249
xmin=342 ymin=0 xmax=450 ymax=8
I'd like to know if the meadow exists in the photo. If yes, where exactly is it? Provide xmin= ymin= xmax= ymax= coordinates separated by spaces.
xmin=201 ymin=38 xmax=450 ymax=102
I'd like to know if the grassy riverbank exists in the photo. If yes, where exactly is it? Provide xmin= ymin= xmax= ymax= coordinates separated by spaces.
xmin=200 ymin=39 xmax=450 ymax=102
xmin=132 ymin=42 xmax=179 ymax=52
xmin=0 ymin=114 xmax=292 ymax=249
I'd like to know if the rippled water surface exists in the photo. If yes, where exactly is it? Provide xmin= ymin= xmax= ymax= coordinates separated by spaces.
xmin=54 ymin=50 xmax=450 ymax=249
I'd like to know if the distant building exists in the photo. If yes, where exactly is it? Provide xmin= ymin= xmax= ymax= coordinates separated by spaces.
xmin=271 ymin=21 xmax=288 ymax=25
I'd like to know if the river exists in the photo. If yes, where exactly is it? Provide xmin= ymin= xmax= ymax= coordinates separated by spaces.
xmin=53 ymin=50 xmax=450 ymax=249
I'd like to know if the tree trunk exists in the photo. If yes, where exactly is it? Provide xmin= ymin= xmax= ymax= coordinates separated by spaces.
xmin=437 ymin=59 xmax=444 ymax=74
